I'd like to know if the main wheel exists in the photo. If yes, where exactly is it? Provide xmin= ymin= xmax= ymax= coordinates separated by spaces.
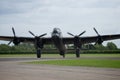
xmin=62 ymin=53 xmax=65 ymax=58
xmin=37 ymin=49 xmax=41 ymax=58
xmin=60 ymin=51 xmax=65 ymax=58
xmin=76 ymin=49 xmax=80 ymax=58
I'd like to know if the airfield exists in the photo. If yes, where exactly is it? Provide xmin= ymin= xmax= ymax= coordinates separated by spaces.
xmin=0 ymin=54 xmax=120 ymax=80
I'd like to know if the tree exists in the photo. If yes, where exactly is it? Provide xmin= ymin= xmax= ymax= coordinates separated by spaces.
xmin=106 ymin=42 xmax=118 ymax=50
xmin=0 ymin=44 xmax=11 ymax=51
xmin=0 ymin=43 xmax=35 ymax=52
xmin=82 ymin=44 xmax=95 ymax=50
xmin=15 ymin=43 xmax=35 ymax=52
xmin=94 ymin=44 xmax=106 ymax=50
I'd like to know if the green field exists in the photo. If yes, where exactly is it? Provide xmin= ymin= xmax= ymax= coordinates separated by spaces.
xmin=27 ymin=59 xmax=120 ymax=68
xmin=0 ymin=54 xmax=35 ymax=58
xmin=0 ymin=53 xmax=120 ymax=58
xmin=23 ymin=53 xmax=120 ymax=68
xmin=0 ymin=53 xmax=120 ymax=68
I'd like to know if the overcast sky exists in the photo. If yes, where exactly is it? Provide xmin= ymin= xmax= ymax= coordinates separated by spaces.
xmin=0 ymin=0 xmax=120 ymax=47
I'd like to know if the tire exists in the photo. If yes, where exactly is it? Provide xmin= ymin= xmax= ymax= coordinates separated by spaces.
xmin=76 ymin=49 xmax=80 ymax=58
xmin=62 ymin=53 xmax=65 ymax=58
xmin=60 ymin=51 xmax=65 ymax=58
xmin=37 ymin=49 xmax=41 ymax=58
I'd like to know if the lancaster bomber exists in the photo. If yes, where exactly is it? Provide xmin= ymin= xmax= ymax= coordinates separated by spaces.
xmin=0 ymin=27 xmax=120 ymax=58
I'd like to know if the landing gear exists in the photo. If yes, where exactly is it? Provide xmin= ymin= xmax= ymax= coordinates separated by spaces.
xmin=75 ymin=48 xmax=80 ymax=58
xmin=60 ymin=51 xmax=65 ymax=58
xmin=62 ymin=53 xmax=65 ymax=58
xmin=37 ymin=48 xmax=41 ymax=58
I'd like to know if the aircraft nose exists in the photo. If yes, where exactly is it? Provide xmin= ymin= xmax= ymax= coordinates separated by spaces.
xmin=52 ymin=33 xmax=59 ymax=37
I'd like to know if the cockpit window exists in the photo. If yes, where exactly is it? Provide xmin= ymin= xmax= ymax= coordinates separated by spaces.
xmin=53 ymin=30 xmax=58 ymax=33
xmin=53 ymin=28 xmax=61 ymax=33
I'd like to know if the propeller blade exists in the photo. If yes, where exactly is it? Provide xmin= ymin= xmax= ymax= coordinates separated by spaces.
xmin=39 ymin=33 xmax=47 ymax=37
xmin=29 ymin=31 xmax=35 ymax=37
xmin=93 ymin=28 xmax=99 ymax=36
xmin=8 ymin=40 xmax=13 ymax=45
xmin=94 ymin=42 xmax=97 ymax=45
xmin=12 ymin=27 xmax=16 ymax=37
xmin=78 ymin=31 xmax=86 ymax=36
xmin=67 ymin=32 xmax=74 ymax=37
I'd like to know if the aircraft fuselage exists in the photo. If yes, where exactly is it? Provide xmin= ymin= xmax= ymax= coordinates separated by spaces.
xmin=51 ymin=28 xmax=66 ymax=56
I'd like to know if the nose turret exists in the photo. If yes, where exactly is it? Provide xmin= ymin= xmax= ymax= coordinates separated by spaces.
xmin=52 ymin=28 xmax=61 ymax=37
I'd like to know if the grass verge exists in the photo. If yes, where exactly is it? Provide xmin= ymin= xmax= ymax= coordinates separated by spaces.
xmin=26 ymin=59 xmax=120 ymax=68
xmin=0 ymin=53 xmax=120 ymax=68
xmin=0 ymin=53 xmax=120 ymax=58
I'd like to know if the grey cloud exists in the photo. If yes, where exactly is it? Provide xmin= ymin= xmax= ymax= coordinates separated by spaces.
xmin=0 ymin=0 xmax=120 ymax=47
xmin=1 ymin=0 xmax=120 ymax=15
xmin=0 ymin=0 xmax=42 ymax=15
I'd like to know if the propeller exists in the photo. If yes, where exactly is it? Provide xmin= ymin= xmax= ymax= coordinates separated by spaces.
xmin=67 ymin=31 xmax=86 ymax=37
xmin=67 ymin=31 xmax=86 ymax=58
xmin=29 ymin=31 xmax=47 ymax=49
xmin=93 ymin=28 xmax=103 ymax=45
xmin=8 ymin=40 xmax=13 ymax=45
xmin=39 ymin=33 xmax=47 ymax=38
xmin=8 ymin=27 xmax=15 ymax=45
xmin=29 ymin=31 xmax=35 ymax=37
xmin=67 ymin=32 xmax=74 ymax=37
xmin=93 ymin=28 xmax=100 ymax=36
xmin=78 ymin=31 xmax=86 ymax=36
xmin=29 ymin=31 xmax=47 ymax=38
xmin=67 ymin=31 xmax=86 ymax=48
xmin=12 ymin=27 xmax=16 ymax=37
xmin=8 ymin=27 xmax=20 ymax=45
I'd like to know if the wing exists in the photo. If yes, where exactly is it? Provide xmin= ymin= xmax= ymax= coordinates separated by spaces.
xmin=63 ymin=34 xmax=120 ymax=44
xmin=0 ymin=36 xmax=52 ymax=44
xmin=0 ymin=34 xmax=120 ymax=45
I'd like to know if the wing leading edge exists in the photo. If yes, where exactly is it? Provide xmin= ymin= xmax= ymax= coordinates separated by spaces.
xmin=63 ymin=34 xmax=120 ymax=44
xmin=0 ymin=36 xmax=52 ymax=44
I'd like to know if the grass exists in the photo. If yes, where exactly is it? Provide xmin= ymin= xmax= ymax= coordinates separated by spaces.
xmin=0 ymin=54 xmax=36 ymax=58
xmin=27 ymin=59 xmax=120 ymax=68
xmin=0 ymin=53 xmax=120 ymax=58
xmin=24 ymin=53 xmax=120 ymax=68
xmin=0 ymin=53 xmax=120 ymax=68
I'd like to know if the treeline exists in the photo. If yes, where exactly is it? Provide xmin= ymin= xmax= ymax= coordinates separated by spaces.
xmin=0 ymin=43 xmax=35 ymax=52
xmin=82 ymin=42 xmax=118 ymax=50
xmin=66 ymin=42 xmax=119 ymax=50
xmin=0 ymin=42 xmax=119 ymax=54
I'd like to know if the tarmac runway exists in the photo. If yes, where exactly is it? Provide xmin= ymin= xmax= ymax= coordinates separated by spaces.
xmin=0 ymin=57 xmax=120 ymax=80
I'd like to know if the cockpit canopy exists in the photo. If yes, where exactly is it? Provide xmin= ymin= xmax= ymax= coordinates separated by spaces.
xmin=53 ymin=28 xmax=61 ymax=33
xmin=52 ymin=28 xmax=62 ymax=37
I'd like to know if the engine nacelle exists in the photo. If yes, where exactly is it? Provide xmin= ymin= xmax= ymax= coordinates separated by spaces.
xmin=13 ymin=37 xmax=20 ymax=45
xmin=35 ymin=37 xmax=44 ymax=49
xmin=74 ymin=36 xmax=82 ymax=49
xmin=96 ymin=36 xmax=103 ymax=45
